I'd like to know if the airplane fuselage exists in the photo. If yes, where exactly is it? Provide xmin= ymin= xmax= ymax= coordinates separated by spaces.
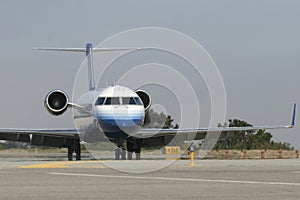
xmin=73 ymin=85 xmax=145 ymax=142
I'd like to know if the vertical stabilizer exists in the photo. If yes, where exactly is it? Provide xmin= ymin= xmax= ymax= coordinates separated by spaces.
xmin=85 ymin=43 xmax=95 ymax=91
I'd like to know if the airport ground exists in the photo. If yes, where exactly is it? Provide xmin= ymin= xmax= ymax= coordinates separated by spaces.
xmin=0 ymin=150 xmax=299 ymax=200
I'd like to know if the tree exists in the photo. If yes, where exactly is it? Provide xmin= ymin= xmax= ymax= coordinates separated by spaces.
xmin=143 ymin=109 xmax=178 ymax=129
xmin=214 ymin=118 xmax=293 ymax=150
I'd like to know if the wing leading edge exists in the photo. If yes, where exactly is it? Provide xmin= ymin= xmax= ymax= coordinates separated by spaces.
xmin=137 ymin=104 xmax=296 ymax=138
xmin=0 ymin=128 xmax=79 ymax=147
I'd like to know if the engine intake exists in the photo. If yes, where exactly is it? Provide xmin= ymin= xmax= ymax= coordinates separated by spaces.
xmin=45 ymin=89 xmax=69 ymax=116
xmin=135 ymin=90 xmax=151 ymax=111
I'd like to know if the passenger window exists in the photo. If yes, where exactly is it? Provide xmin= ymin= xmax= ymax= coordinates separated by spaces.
xmin=95 ymin=97 xmax=105 ymax=105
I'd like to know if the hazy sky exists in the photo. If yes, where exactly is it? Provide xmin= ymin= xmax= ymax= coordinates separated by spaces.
xmin=0 ymin=1 xmax=299 ymax=148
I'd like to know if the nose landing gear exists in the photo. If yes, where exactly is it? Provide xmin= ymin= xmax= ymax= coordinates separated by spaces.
xmin=114 ymin=139 xmax=141 ymax=160
xmin=115 ymin=141 xmax=126 ymax=160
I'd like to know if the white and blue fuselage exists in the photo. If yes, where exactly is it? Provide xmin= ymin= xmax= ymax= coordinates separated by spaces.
xmin=74 ymin=85 xmax=145 ymax=142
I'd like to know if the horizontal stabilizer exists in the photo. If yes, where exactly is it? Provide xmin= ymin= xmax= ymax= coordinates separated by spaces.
xmin=33 ymin=47 xmax=140 ymax=52
xmin=33 ymin=43 xmax=142 ymax=91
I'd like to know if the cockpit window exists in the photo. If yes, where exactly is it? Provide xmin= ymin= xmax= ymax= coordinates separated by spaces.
xmin=97 ymin=97 xmax=142 ymax=106
xmin=95 ymin=97 xmax=105 ymax=105
xmin=122 ymin=97 xmax=137 ymax=105
xmin=134 ymin=97 xmax=143 ymax=105
xmin=122 ymin=97 xmax=143 ymax=105
xmin=104 ymin=97 xmax=120 ymax=105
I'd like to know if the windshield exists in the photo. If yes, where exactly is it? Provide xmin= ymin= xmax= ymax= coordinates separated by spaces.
xmin=134 ymin=97 xmax=143 ymax=105
xmin=104 ymin=97 xmax=120 ymax=105
xmin=122 ymin=97 xmax=143 ymax=105
xmin=122 ymin=97 xmax=137 ymax=105
xmin=95 ymin=97 xmax=142 ymax=106
xmin=95 ymin=97 xmax=105 ymax=105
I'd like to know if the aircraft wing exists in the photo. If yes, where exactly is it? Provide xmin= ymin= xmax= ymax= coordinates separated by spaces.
xmin=137 ymin=104 xmax=296 ymax=139
xmin=0 ymin=104 xmax=296 ymax=146
xmin=0 ymin=128 xmax=79 ymax=147
xmin=137 ymin=124 xmax=293 ymax=139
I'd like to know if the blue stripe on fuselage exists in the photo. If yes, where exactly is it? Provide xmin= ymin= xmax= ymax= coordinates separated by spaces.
xmin=97 ymin=114 xmax=143 ymax=135
xmin=97 ymin=118 xmax=143 ymax=139
xmin=100 ymin=118 xmax=143 ymax=127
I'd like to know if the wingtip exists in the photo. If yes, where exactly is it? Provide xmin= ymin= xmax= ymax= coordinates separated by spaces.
xmin=291 ymin=103 xmax=296 ymax=127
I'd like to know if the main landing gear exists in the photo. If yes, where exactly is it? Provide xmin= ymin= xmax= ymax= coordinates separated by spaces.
xmin=67 ymin=139 xmax=81 ymax=161
xmin=66 ymin=139 xmax=141 ymax=161
xmin=114 ymin=139 xmax=141 ymax=160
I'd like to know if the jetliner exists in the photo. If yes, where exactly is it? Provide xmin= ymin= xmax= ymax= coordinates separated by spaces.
xmin=0 ymin=43 xmax=296 ymax=160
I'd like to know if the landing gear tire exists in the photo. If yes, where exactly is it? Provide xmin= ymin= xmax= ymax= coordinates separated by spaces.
xmin=115 ymin=148 xmax=120 ymax=160
xmin=75 ymin=140 xmax=81 ymax=161
xmin=68 ymin=146 xmax=73 ymax=161
xmin=115 ymin=141 xmax=126 ymax=160
xmin=115 ymin=147 xmax=126 ymax=160
xmin=135 ymin=140 xmax=141 ymax=160
xmin=127 ymin=151 xmax=133 ymax=160
xmin=121 ymin=149 xmax=126 ymax=160
xmin=127 ymin=140 xmax=134 ymax=160
xmin=136 ymin=153 xmax=141 ymax=160
xmin=114 ymin=139 xmax=141 ymax=160
xmin=135 ymin=147 xmax=141 ymax=160
xmin=67 ymin=139 xmax=81 ymax=161
xmin=127 ymin=138 xmax=142 ymax=160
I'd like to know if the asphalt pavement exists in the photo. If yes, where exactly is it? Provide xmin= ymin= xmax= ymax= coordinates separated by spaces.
xmin=0 ymin=154 xmax=299 ymax=199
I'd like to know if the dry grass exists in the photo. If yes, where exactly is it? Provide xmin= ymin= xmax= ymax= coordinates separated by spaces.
xmin=0 ymin=148 xmax=67 ymax=154
xmin=198 ymin=150 xmax=299 ymax=159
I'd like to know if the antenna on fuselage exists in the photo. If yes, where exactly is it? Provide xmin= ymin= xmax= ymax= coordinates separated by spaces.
xmin=33 ymin=43 xmax=140 ymax=91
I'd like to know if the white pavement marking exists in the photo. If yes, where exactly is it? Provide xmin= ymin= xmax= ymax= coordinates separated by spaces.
xmin=48 ymin=172 xmax=300 ymax=187
xmin=292 ymin=171 xmax=300 ymax=174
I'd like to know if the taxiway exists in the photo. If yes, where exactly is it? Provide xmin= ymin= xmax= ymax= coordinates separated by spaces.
xmin=0 ymin=154 xmax=299 ymax=199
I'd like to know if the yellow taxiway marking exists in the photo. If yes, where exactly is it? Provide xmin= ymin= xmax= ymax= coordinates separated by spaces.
xmin=18 ymin=160 xmax=106 ymax=169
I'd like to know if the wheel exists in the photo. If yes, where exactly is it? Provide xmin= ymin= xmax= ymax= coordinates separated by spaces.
xmin=127 ymin=151 xmax=133 ymax=160
xmin=126 ymin=140 xmax=134 ymax=160
xmin=121 ymin=148 xmax=126 ymax=160
xmin=115 ymin=148 xmax=120 ymax=160
xmin=136 ymin=153 xmax=141 ymax=160
xmin=135 ymin=140 xmax=141 ymax=160
xmin=75 ymin=140 xmax=81 ymax=161
xmin=135 ymin=148 xmax=141 ymax=160
xmin=67 ymin=146 xmax=73 ymax=161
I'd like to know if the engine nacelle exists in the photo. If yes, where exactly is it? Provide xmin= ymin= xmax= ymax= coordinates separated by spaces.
xmin=44 ymin=89 xmax=69 ymax=116
xmin=135 ymin=90 xmax=151 ymax=111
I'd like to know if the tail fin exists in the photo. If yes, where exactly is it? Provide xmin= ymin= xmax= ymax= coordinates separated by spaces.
xmin=33 ymin=43 xmax=139 ymax=90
